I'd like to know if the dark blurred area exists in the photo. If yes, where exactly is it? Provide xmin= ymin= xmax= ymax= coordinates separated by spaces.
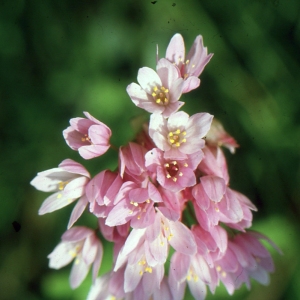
xmin=1 ymin=0 xmax=299 ymax=299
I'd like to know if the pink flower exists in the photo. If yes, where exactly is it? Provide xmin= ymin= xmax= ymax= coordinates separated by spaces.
xmin=30 ymin=159 xmax=90 ymax=227
xmin=205 ymin=119 xmax=239 ymax=153
xmin=63 ymin=111 xmax=112 ymax=159
xmin=145 ymin=148 xmax=203 ymax=192
xmin=166 ymin=33 xmax=213 ymax=93
xmin=86 ymin=170 xmax=123 ymax=218
xmin=168 ymin=251 xmax=213 ymax=300
xmin=126 ymin=58 xmax=184 ymax=117
xmin=149 ymin=111 xmax=213 ymax=159
xmin=48 ymin=226 xmax=103 ymax=289
xmin=213 ymin=231 xmax=281 ymax=294
xmin=105 ymin=181 xmax=162 ymax=229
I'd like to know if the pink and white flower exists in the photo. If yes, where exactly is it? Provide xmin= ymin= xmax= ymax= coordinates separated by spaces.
xmin=166 ymin=33 xmax=213 ymax=93
xmin=48 ymin=226 xmax=103 ymax=289
xmin=145 ymin=148 xmax=203 ymax=192
xmin=149 ymin=111 xmax=213 ymax=159
xmin=30 ymin=159 xmax=90 ymax=227
xmin=63 ymin=111 xmax=112 ymax=159
xmin=126 ymin=58 xmax=184 ymax=117
xmin=213 ymin=231 xmax=281 ymax=294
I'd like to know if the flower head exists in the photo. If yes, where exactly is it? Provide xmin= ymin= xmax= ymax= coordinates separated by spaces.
xmin=48 ymin=226 xmax=103 ymax=289
xmin=127 ymin=58 xmax=184 ymax=117
xmin=63 ymin=111 xmax=112 ymax=159
xmin=149 ymin=111 xmax=213 ymax=159
xmin=166 ymin=33 xmax=213 ymax=93
xmin=30 ymin=159 xmax=90 ymax=220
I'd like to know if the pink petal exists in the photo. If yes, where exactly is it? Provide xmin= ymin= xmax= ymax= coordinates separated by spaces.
xmin=38 ymin=192 xmax=77 ymax=215
xmin=200 ymin=176 xmax=226 ymax=203
xmin=59 ymin=159 xmax=90 ymax=178
xmin=68 ymin=195 xmax=89 ymax=229
xmin=182 ymin=76 xmax=200 ymax=93
xmin=192 ymin=184 xmax=210 ymax=210
xmin=62 ymin=226 xmax=93 ymax=242
xmin=170 ymin=252 xmax=190 ymax=282
xmin=79 ymin=144 xmax=110 ymax=159
xmin=70 ymin=257 xmax=90 ymax=289
xmin=165 ymin=33 xmax=185 ymax=66
xmin=168 ymin=221 xmax=197 ymax=255
xmin=137 ymin=67 xmax=162 ymax=94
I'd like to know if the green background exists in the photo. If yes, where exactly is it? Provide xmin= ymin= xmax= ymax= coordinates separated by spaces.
xmin=1 ymin=0 xmax=299 ymax=299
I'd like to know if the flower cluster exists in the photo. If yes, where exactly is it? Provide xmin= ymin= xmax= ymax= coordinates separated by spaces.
xmin=31 ymin=33 xmax=280 ymax=300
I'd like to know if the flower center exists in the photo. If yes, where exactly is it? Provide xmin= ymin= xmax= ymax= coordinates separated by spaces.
xmin=168 ymin=129 xmax=187 ymax=147
xmin=81 ymin=134 xmax=93 ymax=144
xmin=164 ymin=161 xmax=184 ymax=182
xmin=151 ymin=86 xmax=169 ymax=106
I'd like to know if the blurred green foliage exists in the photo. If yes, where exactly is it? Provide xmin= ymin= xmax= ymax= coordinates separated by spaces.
xmin=1 ymin=0 xmax=299 ymax=299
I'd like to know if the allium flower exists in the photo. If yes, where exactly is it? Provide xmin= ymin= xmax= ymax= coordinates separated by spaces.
xmin=86 ymin=170 xmax=123 ymax=218
xmin=127 ymin=58 xmax=184 ymax=117
xmin=149 ymin=111 xmax=213 ymax=159
xmin=48 ymin=226 xmax=103 ymax=289
xmin=166 ymin=33 xmax=213 ymax=93
xmin=213 ymin=231 xmax=281 ymax=294
xmin=30 ymin=159 xmax=90 ymax=223
xmin=145 ymin=148 xmax=203 ymax=192
xmin=63 ymin=111 xmax=112 ymax=159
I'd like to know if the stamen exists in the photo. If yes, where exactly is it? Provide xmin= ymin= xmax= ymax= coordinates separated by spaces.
xmin=57 ymin=193 xmax=62 ymax=199
xmin=172 ymin=177 xmax=177 ymax=182
xmin=164 ymin=163 xmax=170 ymax=167
xmin=185 ymin=59 xmax=190 ymax=64
xmin=166 ymin=173 xmax=171 ymax=178
xmin=184 ymin=163 xmax=188 ymax=167
xmin=179 ymin=172 xmax=183 ymax=176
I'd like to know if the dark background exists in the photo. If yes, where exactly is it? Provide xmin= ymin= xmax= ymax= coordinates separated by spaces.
xmin=1 ymin=0 xmax=299 ymax=299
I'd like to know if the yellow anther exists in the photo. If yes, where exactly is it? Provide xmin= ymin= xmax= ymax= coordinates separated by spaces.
xmin=175 ymin=129 xmax=181 ymax=134
xmin=164 ymin=163 xmax=170 ymax=167
xmin=172 ymin=177 xmax=177 ymax=182
xmin=182 ymin=131 xmax=186 ymax=135
xmin=75 ymin=258 xmax=80 ymax=265
xmin=168 ymin=235 xmax=173 ymax=241
xmin=152 ymin=92 xmax=157 ymax=97
xmin=215 ymin=206 xmax=220 ymax=212
xmin=175 ymin=142 xmax=180 ymax=147
xmin=156 ymin=99 xmax=161 ymax=104
xmin=57 ymin=193 xmax=62 ymax=199
xmin=137 ymin=215 xmax=141 ymax=220
xmin=170 ymin=139 xmax=175 ymax=143
xmin=187 ymin=275 xmax=191 ymax=281
xmin=169 ymin=132 xmax=173 ymax=137
xmin=164 ymin=89 xmax=169 ymax=93
xmin=186 ymin=59 xmax=190 ymax=64
xmin=192 ymin=64 xmax=195 ymax=68
xmin=139 ymin=271 xmax=143 ymax=276
xmin=216 ymin=266 xmax=221 ymax=272
xmin=184 ymin=163 xmax=188 ymax=167
xmin=153 ymin=86 xmax=158 ymax=91
xmin=146 ymin=199 xmax=150 ymax=203
xmin=221 ymin=271 xmax=227 ymax=278
xmin=164 ymin=98 xmax=168 ymax=103
xmin=128 ymin=210 xmax=133 ymax=215
xmin=179 ymin=172 xmax=183 ymax=176
xmin=172 ymin=161 xmax=177 ymax=165
xmin=182 ymin=139 xmax=186 ymax=143
xmin=166 ymin=174 xmax=171 ymax=178
xmin=145 ymin=267 xmax=152 ymax=273
xmin=69 ymin=250 xmax=77 ymax=258
xmin=193 ymin=275 xmax=199 ymax=282
xmin=81 ymin=137 xmax=86 ymax=142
